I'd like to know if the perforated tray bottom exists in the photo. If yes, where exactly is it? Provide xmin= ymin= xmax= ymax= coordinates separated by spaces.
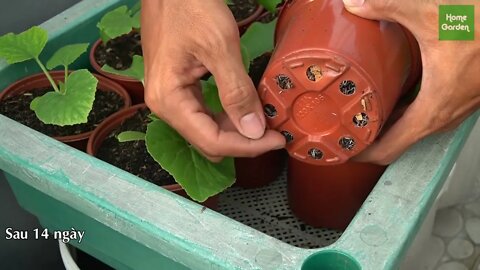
xmin=217 ymin=167 xmax=343 ymax=249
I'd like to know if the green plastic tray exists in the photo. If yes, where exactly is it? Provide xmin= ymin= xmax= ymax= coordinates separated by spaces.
xmin=0 ymin=1 xmax=479 ymax=269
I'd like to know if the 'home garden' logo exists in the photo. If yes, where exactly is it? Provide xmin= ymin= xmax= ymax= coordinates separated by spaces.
xmin=439 ymin=5 xmax=475 ymax=40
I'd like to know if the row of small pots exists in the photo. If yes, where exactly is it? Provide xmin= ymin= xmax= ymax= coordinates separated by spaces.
xmin=0 ymin=2 xmax=287 ymax=215
xmin=0 ymin=45 xmax=286 ymax=196
xmin=0 ymin=70 xmax=284 ymax=206
xmin=1 ymin=0 xmax=399 ymax=230
xmin=0 ymin=71 xmax=132 ymax=150
xmin=83 ymin=101 xmax=385 ymax=230
xmin=90 ymin=3 xmax=277 ymax=105
xmin=0 ymin=70 xmax=382 ymax=230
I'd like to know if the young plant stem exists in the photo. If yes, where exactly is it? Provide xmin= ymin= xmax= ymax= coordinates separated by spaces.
xmin=64 ymin=65 xmax=68 ymax=93
xmin=34 ymin=57 xmax=60 ymax=93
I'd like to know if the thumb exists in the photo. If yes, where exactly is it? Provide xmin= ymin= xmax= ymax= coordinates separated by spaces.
xmin=205 ymin=45 xmax=267 ymax=140
xmin=342 ymin=0 xmax=405 ymax=22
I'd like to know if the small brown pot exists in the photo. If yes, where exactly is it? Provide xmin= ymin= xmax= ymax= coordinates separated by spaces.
xmin=287 ymin=157 xmax=386 ymax=230
xmin=89 ymin=39 xmax=144 ymax=105
xmin=86 ymin=104 xmax=218 ymax=209
xmin=0 ymin=71 xmax=131 ymax=151
xmin=234 ymin=150 xmax=284 ymax=189
xmin=230 ymin=51 xmax=284 ymax=189
xmin=259 ymin=0 xmax=422 ymax=165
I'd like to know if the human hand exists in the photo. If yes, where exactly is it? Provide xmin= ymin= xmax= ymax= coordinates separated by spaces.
xmin=141 ymin=0 xmax=285 ymax=162
xmin=343 ymin=0 xmax=480 ymax=165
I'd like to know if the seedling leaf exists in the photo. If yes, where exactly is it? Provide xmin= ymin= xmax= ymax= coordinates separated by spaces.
xmin=240 ymin=20 xmax=276 ymax=61
xmin=146 ymin=120 xmax=235 ymax=202
xmin=117 ymin=131 xmax=146 ymax=142
xmin=0 ymin=26 xmax=47 ymax=64
xmin=46 ymin=43 xmax=89 ymax=70
xmin=257 ymin=0 xmax=282 ymax=13
xmin=147 ymin=113 xmax=160 ymax=121
xmin=102 ymin=55 xmax=144 ymax=83
xmin=132 ymin=10 xmax=141 ymax=29
xmin=97 ymin=5 xmax=136 ymax=43
xmin=30 ymin=69 xmax=98 ymax=126
xmin=129 ymin=1 xmax=141 ymax=15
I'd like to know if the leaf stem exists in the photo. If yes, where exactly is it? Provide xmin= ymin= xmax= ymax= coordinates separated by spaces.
xmin=64 ymin=65 xmax=68 ymax=94
xmin=34 ymin=57 xmax=60 ymax=93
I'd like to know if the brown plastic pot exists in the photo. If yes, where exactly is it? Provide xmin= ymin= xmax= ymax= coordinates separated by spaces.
xmin=258 ymin=0 xmax=422 ymax=165
xmin=86 ymin=104 xmax=218 ymax=209
xmin=234 ymin=150 xmax=284 ymax=188
xmin=287 ymin=157 xmax=386 ymax=230
xmin=235 ymin=52 xmax=284 ymax=189
xmin=0 ymin=71 xmax=131 ymax=151
xmin=90 ymin=39 xmax=144 ymax=104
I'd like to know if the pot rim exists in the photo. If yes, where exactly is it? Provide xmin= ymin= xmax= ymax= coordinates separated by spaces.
xmin=0 ymin=70 xmax=132 ymax=143
xmin=86 ymin=103 xmax=184 ymax=192
xmin=89 ymin=38 xmax=143 ymax=83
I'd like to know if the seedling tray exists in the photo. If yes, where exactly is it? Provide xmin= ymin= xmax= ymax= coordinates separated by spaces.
xmin=218 ymin=168 xmax=342 ymax=249
xmin=1 ymin=1 xmax=479 ymax=269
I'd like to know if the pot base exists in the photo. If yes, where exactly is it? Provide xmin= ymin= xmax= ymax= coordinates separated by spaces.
xmin=287 ymin=158 xmax=386 ymax=230
xmin=217 ymin=167 xmax=343 ymax=248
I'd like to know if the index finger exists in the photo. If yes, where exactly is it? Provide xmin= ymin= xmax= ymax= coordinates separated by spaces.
xmin=352 ymin=104 xmax=427 ymax=165
xmin=154 ymin=86 xmax=286 ymax=159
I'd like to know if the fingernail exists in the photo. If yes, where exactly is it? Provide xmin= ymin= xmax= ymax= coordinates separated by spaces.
xmin=240 ymin=113 xmax=265 ymax=139
xmin=343 ymin=0 xmax=365 ymax=7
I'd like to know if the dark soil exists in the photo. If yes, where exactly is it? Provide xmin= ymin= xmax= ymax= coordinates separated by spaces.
xmin=249 ymin=53 xmax=271 ymax=87
xmin=276 ymin=74 xmax=294 ymax=90
xmin=94 ymin=31 xmax=142 ymax=70
xmin=228 ymin=0 xmax=258 ymax=22
xmin=258 ymin=10 xmax=279 ymax=23
xmin=0 ymin=88 xmax=124 ymax=137
xmin=200 ymin=53 xmax=270 ymax=88
xmin=96 ymin=108 xmax=176 ymax=186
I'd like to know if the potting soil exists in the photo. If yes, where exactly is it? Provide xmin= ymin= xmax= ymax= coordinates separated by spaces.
xmin=0 ymin=88 xmax=124 ymax=137
xmin=96 ymin=108 xmax=177 ymax=187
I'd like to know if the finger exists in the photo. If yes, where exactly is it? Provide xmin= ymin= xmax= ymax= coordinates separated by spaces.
xmin=352 ymin=102 xmax=427 ymax=165
xmin=342 ymin=0 xmax=406 ymax=21
xmin=183 ymin=112 xmax=285 ymax=158
xmin=341 ymin=0 xmax=435 ymax=36
xmin=152 ymin=85 xmax=285 ymax=158
xmin=196 ymin=34 xmax=267 ymax=140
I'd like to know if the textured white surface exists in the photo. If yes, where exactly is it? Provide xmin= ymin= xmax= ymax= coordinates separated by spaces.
xmin=465 ymin=218 xmax=480 ymax=244
xmin=437 ymin=261 xmax=468 ymax=270
xmin=447 ymin=239 xmax=474 ymax=259
xmin=402 ymin=118 xmax=480 ymax=269
xmin=465 ymin=201 xmax=480 ymax=217
xmin=433 ymin=209 xmax=464 ymax=238
xmin=417 ymin=237 xmax=445 ymax=270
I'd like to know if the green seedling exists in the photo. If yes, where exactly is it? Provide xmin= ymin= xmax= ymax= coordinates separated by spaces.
xmin=258 ymin=0 xmax=283 ymax=13
xmin=102 ymin=55 xmax=145 ymax=84
xmin=116 ymin=130 xmax=146 ymax=142
xmin=105 ymin=20 xmax=276 ymax=202
xmin=97 ymin=3 xmax=141 ymax=43
xmin=0 ymin=26 xmax=97 ymax=126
